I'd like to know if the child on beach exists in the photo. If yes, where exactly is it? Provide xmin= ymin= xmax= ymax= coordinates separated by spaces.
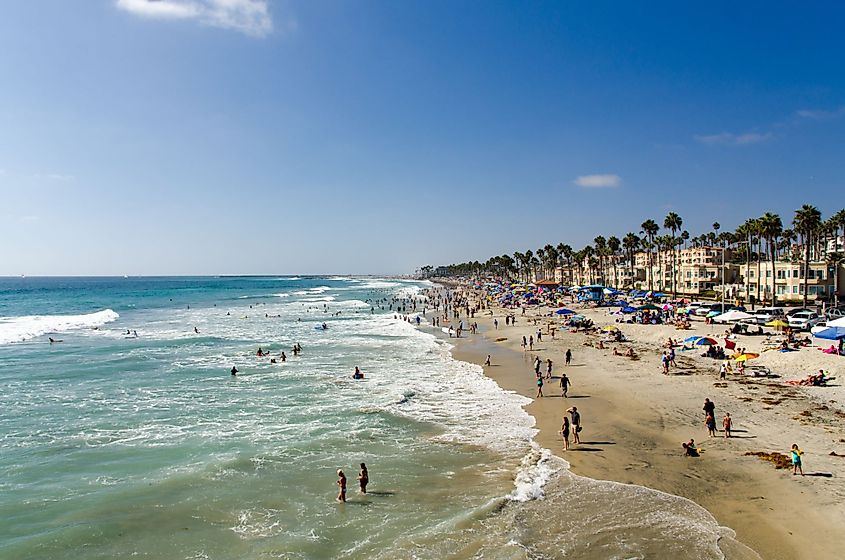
xmin=790 ymin=444 xmax=804 ymax=476
xmin=722 ymin=413 xmax=732 ymax=438
xmin=705 ymin=413 xmax=717 ymax=436
xmin=536 ymin=376 xmax=544 ymax=397
xmin=484 ymin=354 xmax=491 ymax=366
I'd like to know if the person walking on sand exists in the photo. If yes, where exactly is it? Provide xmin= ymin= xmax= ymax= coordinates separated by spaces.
xmin=661 ymin=352 xmax=670 ymax=374
xmin=358 ymin=463 xmax=369 ymax=493
xmin=536 ymin=375 xmax=544 ymax=397
xmin=705 ymin=412 xmax=717 ymax=437
xmin=529 ymin=335 xmax=534 ymax=351
xmin=790 ymin=444 xmax=804 ymax=476
xmin=565 ymin=349 xmax=572 ymax=366
xmin=546 ymin=358 xmax=553 ymax=379
xmin=722 ymin=413 xmax=732 ymax=438
xmin=494 ymin=318 xmax=498 ymax=330
xmin=560 ymin=416 xmax=571 ymax=451
xmin=560 ymin=373 xmax=571 ymax=397
xmin=336 ymin=469 xmax=347 ymax=502
xmin=534 ymin=356 xmax=541 ymax=377
xmin=567 ymin=407 xmax=581 ymax=444
xmin=484 ymin=354 xmax=491 ymax=366
xmin=522 ymin=336 xmax=527 ymax=351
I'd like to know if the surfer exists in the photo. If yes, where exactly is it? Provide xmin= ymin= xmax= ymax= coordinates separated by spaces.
xmin=194 ymin=327 xmax=200 ymax=334
xmin=49 ymin=337 xmax=63 ymax=343
xmin=336 ymin=469 xmax=347 ymax=502
xmin=231 ymin=366 xmax=238 ymax=376
xmin=358 ymin=463 xmax=368 ymax=494
xmin=353 ymin=367 xmax=364 ymax=379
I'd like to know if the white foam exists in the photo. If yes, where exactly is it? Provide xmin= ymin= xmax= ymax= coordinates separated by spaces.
xmin=0 ymin=309 xmax=119 ymax=344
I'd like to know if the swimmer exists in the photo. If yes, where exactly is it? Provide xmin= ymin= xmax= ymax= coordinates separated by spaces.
xmin=336 ymin=469 xmax=347 ymax=502
xmin=49 ymin=337 xmax=63 ymax=343
xmin=231 ymin=366 xmax=238 ymax=376
xmin=353 ymin=366 xmax=364 ymax=379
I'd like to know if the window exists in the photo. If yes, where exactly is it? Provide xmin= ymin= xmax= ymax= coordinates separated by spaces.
xmin=777 ymin=286 xmax=786 ymax=295
xmin=777 ymin=270 xmax=786 ymax=280
xmin=766 ymin=271 xmax=771 ymax=278
xmin=793 ymin=270 xmax=799 ymax=278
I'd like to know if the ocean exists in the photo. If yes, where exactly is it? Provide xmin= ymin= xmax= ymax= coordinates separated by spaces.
xmin=0 ymin=276 xmax=756 ymax=560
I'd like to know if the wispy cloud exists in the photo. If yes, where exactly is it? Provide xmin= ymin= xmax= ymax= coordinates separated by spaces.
xmin=31 ymin=173 xmax=75 ymax=182
xmin=573 ymin=174 xmax=621 ymax=188
xmin=694 ymin=131 xmax=773 ymax=146
xmin=115 ymin=0 xmax=275 ymax=37
xmin=795 ymin=106 xmax=845 ymax=120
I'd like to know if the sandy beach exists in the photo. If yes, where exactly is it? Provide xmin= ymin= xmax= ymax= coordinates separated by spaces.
xmin=442 ymin=286 xmax=845 ymax=559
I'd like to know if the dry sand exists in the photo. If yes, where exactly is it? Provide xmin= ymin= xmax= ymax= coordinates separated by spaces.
xmin=445 ymin=295 xmax=845 ymax=560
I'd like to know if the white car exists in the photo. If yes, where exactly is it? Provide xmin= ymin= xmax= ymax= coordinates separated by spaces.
xmin=747 ymin=307 xmax=787 ymax=325
xmin=787 ymin=311 xmax=823 ymax=331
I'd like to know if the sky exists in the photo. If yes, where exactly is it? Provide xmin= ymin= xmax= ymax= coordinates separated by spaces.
xmin=1 ymin=0 xmax=844 ymax=276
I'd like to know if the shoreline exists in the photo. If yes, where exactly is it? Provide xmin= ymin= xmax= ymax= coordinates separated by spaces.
xmin=439 ymin=296 xmax=845 ymax=559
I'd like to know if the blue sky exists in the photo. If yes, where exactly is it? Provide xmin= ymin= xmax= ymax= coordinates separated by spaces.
xmin=1 ymin=1 xmax=843 ymax=275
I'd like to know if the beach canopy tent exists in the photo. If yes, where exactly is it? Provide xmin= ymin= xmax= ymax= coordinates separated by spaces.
xmin=713 ymin=310 xmax=753 ymax=322
xmin=638 ymin=303 xmax=661 ymax=311
xmin=555 ymin=308 xmax=576 ymax=315
xmin=811 ymin=325 xmax=845 ymax=340
xmin=827 ymin=316 xmax=845 ymax=328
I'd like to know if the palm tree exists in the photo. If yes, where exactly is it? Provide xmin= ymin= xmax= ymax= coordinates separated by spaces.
xmin=793 ymin=205 xmax=823 ymax=307
xmin=663 ymin=212 xmax=683 ymax=297
xmin=608 ymin=236 xmax=621 ymax=288
xmin=758 ymin=212 xmax=783 ymax=306
xmin=641 ymin=219 xmax=659 ymax=291
xmin=593 ymin=236 xmax=607 ymax=285
xmin=623 ymin=233 xmax=640 ymax=288
xmin=558 ymin=244 xmax=574 ymax=286
xmin=828 ymin=252 xmax=845 ymax=307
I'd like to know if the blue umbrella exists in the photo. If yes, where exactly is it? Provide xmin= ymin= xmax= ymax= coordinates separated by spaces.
xmin=622 ymin=306 xmax=637 ymax=313
xmin=684 ymin=335 xmax=703 ymax=343
xmin=812 ymin=326 xmax=845 ymax=340
xmin=555 ymin=308 xmax=575 ymax=315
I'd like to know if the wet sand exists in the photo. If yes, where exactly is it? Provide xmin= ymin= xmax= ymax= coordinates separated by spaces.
xmin=448 ymin=309 xmax=845 ymax=560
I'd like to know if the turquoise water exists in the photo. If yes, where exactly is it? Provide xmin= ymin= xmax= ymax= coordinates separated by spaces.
xmin=0 ymin=276 xmax=757 ymax=560
xmin=0 ymin=277 xmax=538 ymax=559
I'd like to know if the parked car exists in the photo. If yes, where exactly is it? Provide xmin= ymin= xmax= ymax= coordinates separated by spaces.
xmin=746 ymin=307 xmax=787 ymax=325
xmin=825 ymin=307 xmax=845 ymax=321
xmin=787 ymin=311 xmax=823 ymax=331
xmin=786 ymin=307 xmax=813 ymax=317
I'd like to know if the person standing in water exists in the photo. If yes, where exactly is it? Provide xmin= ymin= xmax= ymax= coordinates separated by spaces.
xmin=559 ymin=416 xmax=571 ymax=451
xmin=230 ymin=366 xmax=238 ymax=376
xmin=336 ymin=469 xmax=347 ymax=502
xmin=358 ymin=463 xmax=369 ymax=494
xmin=567 ymin=407 xmax=581 ymax=444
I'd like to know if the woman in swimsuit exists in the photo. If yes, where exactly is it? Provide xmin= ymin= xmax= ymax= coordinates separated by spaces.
xmin=560 ymin=416 xmax=570 ymax=451
xmin=336 ymin=469 xmax=347 ymax=502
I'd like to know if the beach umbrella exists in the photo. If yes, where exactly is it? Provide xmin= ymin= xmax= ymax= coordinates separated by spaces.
xmin=811 ymin=326 xmax=845 ymax=340
xmin=733 ymin=352 xmax=760 ymax=362
xmin=684 ymin=335 xmax=703 ymax=343
xmin=602 ymin=325 xmax=620 ymax=332
xmin=706 ymin=310 xmax=721 ymax=318
xmin=695 ymin=337 xmax=719 ymax=346
xmin=555 ymin=308 xmax=575 ymax=315
xmin=714 ymin=310 xmax=754 ymax=322
xmin=622 ymin=306 xmax=637 ymax=313
xmin=638 ymin=303 xmax=661 ymax=311
xmin=766 ymin=319 xmax=789 ymax=329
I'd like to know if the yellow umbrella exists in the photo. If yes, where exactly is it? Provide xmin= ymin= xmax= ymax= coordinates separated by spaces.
xmin=766 ymin=319 xmax=788 ymax=328
xmin=733 ymin=352 xmax=759 ymax=362
xmin=602 ymin=325 xmax=620 ymax=331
